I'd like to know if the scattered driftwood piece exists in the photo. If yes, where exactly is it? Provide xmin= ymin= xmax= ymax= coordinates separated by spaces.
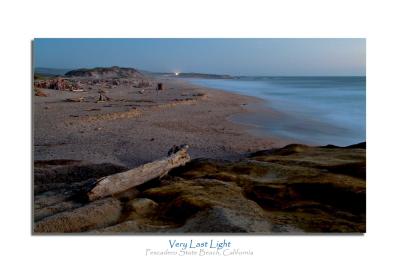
xmin=87 ymin=145 xmax=190 ymax=201
xmin=65 ymin=97 xmax=84 ymax=103
xmin=97 ymin=93 xmax=111 ymax=102
xmin=34 ymin=89 xmax=48 ymax=97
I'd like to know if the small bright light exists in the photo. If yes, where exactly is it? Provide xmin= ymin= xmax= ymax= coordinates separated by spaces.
xmin=175 ymin=72 xmax=179 ymax=76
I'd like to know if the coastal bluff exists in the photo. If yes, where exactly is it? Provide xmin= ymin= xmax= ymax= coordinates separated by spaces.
xmin=34 ymin=142 xmax=366 ymax=234
xmin=65 ymin=66 xmax=146 ymax=79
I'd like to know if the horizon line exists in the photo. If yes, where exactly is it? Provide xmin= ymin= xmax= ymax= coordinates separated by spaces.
xmin=34 ymin=66 xmax=366 ymax=77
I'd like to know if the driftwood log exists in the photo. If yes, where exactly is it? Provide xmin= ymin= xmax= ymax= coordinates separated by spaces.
xmin=87 ymin=145 xmax=190 ymax=201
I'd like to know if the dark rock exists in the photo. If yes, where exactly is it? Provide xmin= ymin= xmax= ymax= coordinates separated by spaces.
xmin=34 ymin=197 xmax=122 ymax=233
xmin=175 ymin=207 xmax=271 ymax=233
xmin=33 ymin=143 xmax=366 ymax=233
xmin=129 ymin=198 xmax=158 ymax=216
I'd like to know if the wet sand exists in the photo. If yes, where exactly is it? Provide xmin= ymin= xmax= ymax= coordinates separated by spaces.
xmin=34 ymin=77 xmax=287 ymax=167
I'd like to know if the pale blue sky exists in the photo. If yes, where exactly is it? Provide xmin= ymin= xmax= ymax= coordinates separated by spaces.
xmin=34 ymin=38 xmax=365 ymax=76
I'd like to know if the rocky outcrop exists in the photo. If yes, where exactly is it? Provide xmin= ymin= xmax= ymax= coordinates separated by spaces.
xmin=129 ymin=198 xmax=159 ymax=216
xmin=33 ymin=143 xmax=366 ymax=234
xmin=34 ymin=197 xmax=122 ymax=233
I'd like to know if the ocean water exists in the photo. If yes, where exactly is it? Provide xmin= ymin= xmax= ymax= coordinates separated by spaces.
xmin=187 ymin=77 xmax=366 ymax=146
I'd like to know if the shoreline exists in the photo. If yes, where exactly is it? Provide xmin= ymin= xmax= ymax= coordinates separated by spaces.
xmin=172 ymin=78 xmax=311 ymax=144
xmin=180 ymin=77 xmax=366 ymax=147
xmin=34 ymin=76 xmax=288 ymax=167
xmin=178 ymin=78 xmax=335 ymax=147
xmin=180 ymin=78 xmax=305 ymax=143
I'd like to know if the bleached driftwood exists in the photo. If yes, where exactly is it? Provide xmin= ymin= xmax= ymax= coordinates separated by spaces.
xmin=87 ymin=145 xmax=190 ymax=201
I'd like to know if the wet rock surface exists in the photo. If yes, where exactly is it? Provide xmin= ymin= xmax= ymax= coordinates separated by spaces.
xmin=33 ymin=143 xmax=366 ymax=234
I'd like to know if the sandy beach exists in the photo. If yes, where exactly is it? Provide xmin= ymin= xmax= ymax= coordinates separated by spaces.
xmin=34 ymin=76 xmax=285 ymax=167
xmin=33 ymin=68 xmax=365 ymax=234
